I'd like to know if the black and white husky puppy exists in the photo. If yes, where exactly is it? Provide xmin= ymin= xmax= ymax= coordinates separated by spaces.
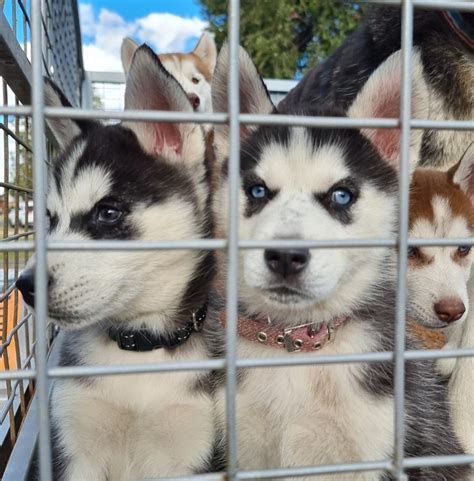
xmin=279 ymin=7 xmax=473 ymax=169
xmin=17 ymin=45 xmax=215 ymax=480
xmin=210 ymin=45 xmax=471 ymax=480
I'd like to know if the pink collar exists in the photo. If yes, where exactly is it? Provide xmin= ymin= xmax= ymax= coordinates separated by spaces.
xmin=219 ymin=313 xmax=349 ymax=353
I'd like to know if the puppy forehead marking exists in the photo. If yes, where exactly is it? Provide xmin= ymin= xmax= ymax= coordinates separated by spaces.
xmin=50 ymin=163 xmax=112 ymax=216
xmin=411 ymin=195 xmax=471 ymax=240
xmin=256 ymin=128 xmax=349 ymax=192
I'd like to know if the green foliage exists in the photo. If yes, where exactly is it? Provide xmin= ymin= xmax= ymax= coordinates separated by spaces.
xmin=198 ymin=0 xmax=364 ymax=78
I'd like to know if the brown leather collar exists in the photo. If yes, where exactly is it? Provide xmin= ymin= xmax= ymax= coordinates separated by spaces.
xmin=219 ymin=312 xmax=349 ymax=353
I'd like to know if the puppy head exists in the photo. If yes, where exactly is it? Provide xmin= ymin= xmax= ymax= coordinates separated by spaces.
xmin=212 ymin=46 xmax=428 ymax=323
xmin=122 ymin=33 xmax=216 ymax=114
xmin=18 ymin=47 xmax=209 ymax=330
xmin=407 ymin=144 xmax=474 ymax=330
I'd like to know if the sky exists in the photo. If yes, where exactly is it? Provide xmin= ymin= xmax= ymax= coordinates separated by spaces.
xmin=79 ymin=0 xmax=208 ymax=72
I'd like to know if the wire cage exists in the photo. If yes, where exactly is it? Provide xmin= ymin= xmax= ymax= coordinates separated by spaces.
xmin=0 ymin=0 xmax=83 ymax=476
xmin=0 ymin=0 xmax=473 ymax=480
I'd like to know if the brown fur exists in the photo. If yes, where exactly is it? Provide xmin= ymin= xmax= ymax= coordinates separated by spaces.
xmin=408 ymin=321 xmax=445 ymax=349
xmin=159 ymin=52 xmax=213 ymax=82
xmin=409 ymin=168 xmax=474 ymax=229
xmin=408 ymin=166 xmax=474 ymax=348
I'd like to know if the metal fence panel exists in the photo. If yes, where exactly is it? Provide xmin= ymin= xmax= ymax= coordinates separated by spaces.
xmin=0 ymin=0 xmax=473 ymax=480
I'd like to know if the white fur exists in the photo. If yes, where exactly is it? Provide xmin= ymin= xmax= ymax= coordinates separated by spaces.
xmin=23 ymin=51 xmax=215 ymax=480
xmin=408 ymin=196 xmax=473 ymax=332
xmin=234 ymin=131 xmax=397 ymax=323
xmin=161 ymin=57 xmax=212 ymax=114
xmin=447 ymin=270 xmax=474 ymax=454
xmin=53 ymin=334 xmax=213 ymax=481
xmin=210 ymin=45 xmax=434 ymax=478
xmin=215 ymin=324 xmax=393 ymax=481
xmin=121 ymin=33 xmax=216 ymax=114
xmin=453 ymin=143 xmax=474 ymax=198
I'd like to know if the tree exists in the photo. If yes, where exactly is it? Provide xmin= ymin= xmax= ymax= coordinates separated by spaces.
xmin=198 ymin=0 xmax=364 ymax=78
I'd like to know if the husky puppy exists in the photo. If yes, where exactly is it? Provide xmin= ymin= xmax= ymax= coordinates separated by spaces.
xmin=121 ymin=32 xmax=217 ymax=114
xmin=279 ymin=7 xmax=474 ymax=169
xmin=407 ymin=144 xmax=474 ymax=355
xmin=17 ymin=45 xmax=215 ymax=481
xmin=210 ymin=45 xmax=471 ymax=480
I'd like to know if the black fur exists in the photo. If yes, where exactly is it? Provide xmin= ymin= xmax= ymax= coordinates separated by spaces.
xmin=278 ymin=7 xmax=474 ymax=167
xmin=210 ymin=113 xmax=471 ymax=479
xmin=50 ymin=125 xmax=198 ymax=240
xmin=352 ymin=280 xmax=470 ymax=480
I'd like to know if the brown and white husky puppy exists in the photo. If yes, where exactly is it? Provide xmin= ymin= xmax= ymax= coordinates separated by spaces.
xmin=121 ymin=32 xmax=216 ymax=114
xmin=407 ymin=145 xmax=474 ymax=354
xmin=406 ymin=145 xmax=474 ymax=456
xmin=17 ymin=45 xmax=216 ymax=480
xmin=209 ymin=44 xmax=471 ymax=480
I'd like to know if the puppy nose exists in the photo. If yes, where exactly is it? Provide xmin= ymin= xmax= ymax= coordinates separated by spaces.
xmin=434 ymin=298 xmax=466 ymax=323
xmin=264 ymin=249 xmax=310 ymax=277
xmin=187 ymin=93 xmax=200 ymax=110
xmin=16 ymin=271 xmax=36 ymax=307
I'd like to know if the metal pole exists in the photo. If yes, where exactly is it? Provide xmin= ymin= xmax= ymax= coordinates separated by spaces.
xmin=31 ymin=0 xmax=52 ymax=479
xmin=393 ymin=0 xmax=414 ymax=479
xmin=225 ymin=0 xmax=241 ymax=479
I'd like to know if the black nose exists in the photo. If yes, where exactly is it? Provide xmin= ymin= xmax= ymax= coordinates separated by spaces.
xmin=264 ymin=249 xmax=310 ymax=277
xmin=16 ymin=271 xmax=35 ymax=306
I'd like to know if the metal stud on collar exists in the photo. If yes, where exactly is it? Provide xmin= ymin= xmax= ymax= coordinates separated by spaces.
xmin=257 ymin=332 xmax=268 ymax=343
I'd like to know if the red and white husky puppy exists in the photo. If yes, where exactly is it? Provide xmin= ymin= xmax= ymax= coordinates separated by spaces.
xmin=121 ymin=32 xmax=216 ymax=114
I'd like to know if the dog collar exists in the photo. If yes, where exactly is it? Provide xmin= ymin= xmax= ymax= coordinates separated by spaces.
xmin=443 ymin=11 xmax=474 ymax=50
xmin=108 ymin=304 xmax=207 ymax=352
xmin=219 ymin=312 xmax=349 ymax=353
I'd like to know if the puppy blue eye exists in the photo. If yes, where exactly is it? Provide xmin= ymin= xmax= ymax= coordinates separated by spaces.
xmin=331 ymin=188 xmax=352 ymax=206
xmin=248 ymin=184 xmax=267 ymax=200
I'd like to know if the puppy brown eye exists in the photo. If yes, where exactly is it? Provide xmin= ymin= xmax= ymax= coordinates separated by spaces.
xmin=96 ymin=205 xmax=123 ymax=224
xmin=457 ymin=246 xmax=471 ymax=257
xmin=407 ymin=247 xmax=420 ymax=258
xmin=192 ymin=77 xmax=200 ymax=84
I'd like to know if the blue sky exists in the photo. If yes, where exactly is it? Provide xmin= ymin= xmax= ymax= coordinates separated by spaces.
xmin=79 ymin=0 xmax=209 ymax=71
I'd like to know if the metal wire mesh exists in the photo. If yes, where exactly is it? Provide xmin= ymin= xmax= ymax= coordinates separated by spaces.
xmin=0 ymin=0 xmax=473 ymax=480
xmin=0 ymin=0 xmax=83 ymax=474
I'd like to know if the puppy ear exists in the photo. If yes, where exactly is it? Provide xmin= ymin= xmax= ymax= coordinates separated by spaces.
xmin=450 ymin=143 xmax=474 ymax=199
xmin=348 ymin=49 xmax=428 ymax=172
xmin=124 ymin=44 xmax=204 ymax=165
xmin=212 ymin=43 xmax=274 ymax=163
xmin=44 ymin=78 xmax=95 ymax=149
xmin=121 ymin=37 xmax=139 ymax=74
xmin=193 ymin=32 xmax=217 ymax=74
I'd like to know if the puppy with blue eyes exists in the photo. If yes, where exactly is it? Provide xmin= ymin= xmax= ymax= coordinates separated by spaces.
xmin=207 ymin=45 xmax=471 ymax=480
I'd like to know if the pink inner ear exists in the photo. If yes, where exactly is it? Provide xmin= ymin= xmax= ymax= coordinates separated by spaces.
xmin=153 ymin=123 xmax=182 ymax=155
xmin=367 ymin=89 xmax=401 ymax=166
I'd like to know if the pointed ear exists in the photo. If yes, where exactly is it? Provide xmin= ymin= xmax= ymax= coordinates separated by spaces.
xmin=348 ymin=49 xmax=428 ymax=172
xmin=121 ymin=37 xmax=139 ymax=74
xmin=450 ymin=143 xmax=474 ymax=199
xmin=44 ymin=78 xmax=95 ymax=149
xmin=124 ymin=44 xmax=204 ymax=165
xmin=212 ymin=43 xmax=274 ymax=163
xmin=193 ymin=32 xmax=217 ymax=74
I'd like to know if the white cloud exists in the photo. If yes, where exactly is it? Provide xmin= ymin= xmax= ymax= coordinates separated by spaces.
xmin=79 ymin=3 xmax=207 ymax=72
xmin=136 ymin=13 xmax=206 ymax=52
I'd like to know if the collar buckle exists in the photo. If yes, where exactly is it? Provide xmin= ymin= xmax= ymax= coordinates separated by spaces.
xmin=283 ymin=322 xmax=317 ymax=353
